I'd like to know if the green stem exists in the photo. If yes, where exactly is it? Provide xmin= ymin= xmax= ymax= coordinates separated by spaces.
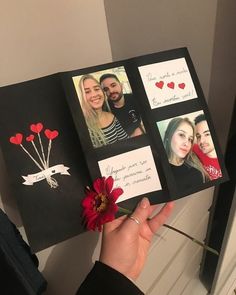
xmin=162 ymin=224 xmax=219 ymax=256
xmin=118 ymin=206 xmax=219 ymax=256
xmin=118 ymin=206 xmax=132 ymax=215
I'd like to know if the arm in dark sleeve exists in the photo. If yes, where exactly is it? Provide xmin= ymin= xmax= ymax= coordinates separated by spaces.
xmin=76 ymin=261 xmax=144 ymax=295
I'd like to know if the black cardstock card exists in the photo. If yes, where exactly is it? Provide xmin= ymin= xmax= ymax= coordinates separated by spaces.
xmin=0 ymin=48 xmax=228 ymax=252
xmin=0 ymin=75 xmax=90 ymax=252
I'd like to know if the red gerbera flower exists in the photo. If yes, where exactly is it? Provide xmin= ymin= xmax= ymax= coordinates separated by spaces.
xmin=82 ymin=176 xmax=123 ymax=231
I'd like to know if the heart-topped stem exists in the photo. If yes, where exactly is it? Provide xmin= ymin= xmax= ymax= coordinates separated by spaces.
xmin=44 ymin=129 xmax=59 ymax=168
xmin=10 ymin=123 xmax=60 ymax=189
xmin=31 ymin=141 xmax=47 ymax=169
xmin=37 ymin=133 xmax=47 ymax=167
xmin=46 ymin=139 xmax=52 ymax=168
xmin=20 ymin=144 xmax=44 ymax=171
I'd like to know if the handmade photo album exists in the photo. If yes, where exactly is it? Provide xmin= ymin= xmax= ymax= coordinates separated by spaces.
xmin=0 ymin=48 xmax=227 ymax=251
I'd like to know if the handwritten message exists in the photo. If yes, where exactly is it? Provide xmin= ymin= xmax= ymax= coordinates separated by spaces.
xmin=98 ymin=146 xmax=162 ymax=202
xmin=138 ymin=58 xmax=197 ymax=109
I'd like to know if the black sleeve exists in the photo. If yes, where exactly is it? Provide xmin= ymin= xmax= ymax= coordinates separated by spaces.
xmin=0 ymin=209 xmax=47 ymax=295
xmin=76 ymin=261 xmax=144 ymax=295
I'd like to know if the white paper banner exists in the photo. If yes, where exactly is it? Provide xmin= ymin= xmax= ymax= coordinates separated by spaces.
xmin=22 ymin=164 xmax=70 ymax=185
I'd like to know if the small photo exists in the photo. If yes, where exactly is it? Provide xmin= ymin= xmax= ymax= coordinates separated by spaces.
xmin=157 ymin=111 xmax=222 ymax=191
xmin=138 ymin=58 xmax=198 ymax=109
xmin=72 ymin=66 xmax=145 ymax=148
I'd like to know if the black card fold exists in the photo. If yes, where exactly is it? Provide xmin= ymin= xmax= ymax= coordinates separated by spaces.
xmin=0 ymin=74 xmax=90 ymax=252
xmin=0 ymin=48 xmax=228 ymax=252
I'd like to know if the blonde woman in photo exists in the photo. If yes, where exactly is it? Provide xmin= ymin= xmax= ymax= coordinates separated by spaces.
xmin=79 ymin=74 xmax=128 ymax=148
xmin=163 ymin=117 xmax=209 ymax=191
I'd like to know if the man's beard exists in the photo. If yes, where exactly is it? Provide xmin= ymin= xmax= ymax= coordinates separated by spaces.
xmin=109 ymin=92 xmax=123 ymax=103
xmin=200 ymin=144 xmax=214 ymax=155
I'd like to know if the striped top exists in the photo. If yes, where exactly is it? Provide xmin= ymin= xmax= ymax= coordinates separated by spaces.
xmin=89 ymin=117 xmax=129 ymax=148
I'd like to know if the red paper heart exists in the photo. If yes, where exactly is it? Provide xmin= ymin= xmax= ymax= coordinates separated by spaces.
xmin=44 ymin=129 xmax=59 ymax=140
xmin=178 ymin=83 xmax=185 ymax=89
xmin=30 ymin=123 xmax=43 ymax=133
xmin=26 ymin=134 xmax=34 ymax=142
xmin=9 ymin=133 xmax=23 ymax=145
xmin=155 ymin=81 xmax=164 ymax=89
xmin=167 ymin=82 xmax=175 ymax=89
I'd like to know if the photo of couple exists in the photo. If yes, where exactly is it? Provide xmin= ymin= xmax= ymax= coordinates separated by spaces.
xmin=157 ymin=111 xmax=222 ymax=191
xmin=71 ymin=63 xmax=224 ymax=197
xmin=73 ymin=67 xmax=145 ymax=148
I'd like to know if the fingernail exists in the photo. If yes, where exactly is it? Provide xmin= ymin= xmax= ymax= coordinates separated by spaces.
xmin=167 ymin=201 xmax=174 ymax=208
xmin=139 ymin=197 xmax=149 ymax=209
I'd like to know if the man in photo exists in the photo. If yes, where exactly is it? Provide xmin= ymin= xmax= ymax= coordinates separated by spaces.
xmin=99 ymin=73 xmax=144 ymax=137
xmin=193 ymin=114 xmax=222 ymax=180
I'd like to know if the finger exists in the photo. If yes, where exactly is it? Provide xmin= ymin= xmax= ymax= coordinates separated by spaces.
xmin=121 ymin=197 xmax=151 ymax=231
xmin=103 ymin=215 xmax=127 ymax=234
xmin=148 ymin=201 xmax=174 ymax=233
xmin=148 ymin=204 xmax=160 ymax=217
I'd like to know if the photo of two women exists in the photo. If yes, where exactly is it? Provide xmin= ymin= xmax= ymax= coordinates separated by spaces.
xmin=73 ymin=67 xmax=145 ymax=149
xmin=157 ymin=110 xmax=222 ymax=192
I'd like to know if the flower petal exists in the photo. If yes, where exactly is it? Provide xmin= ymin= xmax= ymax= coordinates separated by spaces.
xmin=111 ymin=187 xmax=124 ymax=202
xmin=81 ymin=192 xmax=96 ymax=208
xmin=105 ymin=176 xmax=114 ymax=194
xmin=82 ymin=176 xmax=124 ymax=231
xmin=93 ymin=177 xmax=105 ymax=194
xmin=108 ymin=204 xmax=119 ymax=216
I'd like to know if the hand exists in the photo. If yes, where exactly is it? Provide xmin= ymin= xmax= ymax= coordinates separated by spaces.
xmin=99 ymin=197 xmax=174 ymax=280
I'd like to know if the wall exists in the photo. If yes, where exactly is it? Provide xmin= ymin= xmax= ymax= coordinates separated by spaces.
xmin=104 ymin=0 xmax=218 ymax=99
xmin=207 ymin=0 xmax=236 ymax=150
xmin=0 ymin=1 xmax=112 ymax=294
xmin=0 ymin=0 xmax=112 ymax=87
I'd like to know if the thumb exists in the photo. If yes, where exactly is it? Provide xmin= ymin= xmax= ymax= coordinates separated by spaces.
xmin=123 ymin=197 xmax=151 ymax=230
